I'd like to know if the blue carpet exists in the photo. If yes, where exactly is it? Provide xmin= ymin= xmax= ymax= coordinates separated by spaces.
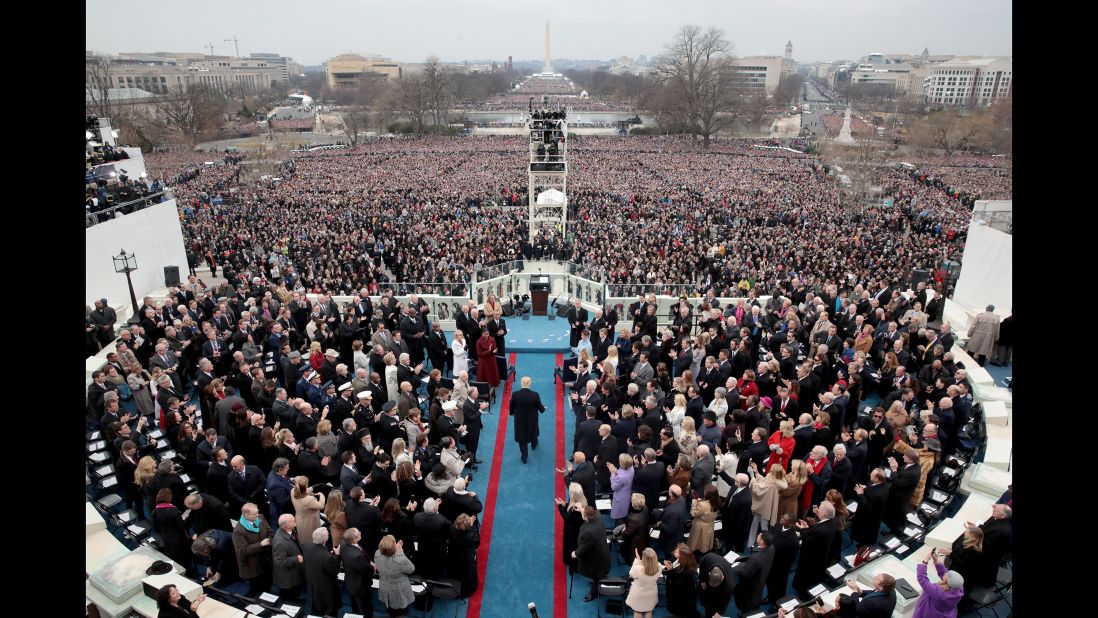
xmin=504 ymin=316 xmax=572 ymax=353
xmin=479 ymin=353 xmax=560 ymax=618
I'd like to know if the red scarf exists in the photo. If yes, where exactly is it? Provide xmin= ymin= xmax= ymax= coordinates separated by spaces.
xmin=801 ymin=457 xmax=827 ymax=513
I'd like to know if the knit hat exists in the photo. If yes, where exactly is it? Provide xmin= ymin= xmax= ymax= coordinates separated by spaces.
xmin=944 ymin=571 xmax=964 ymax=589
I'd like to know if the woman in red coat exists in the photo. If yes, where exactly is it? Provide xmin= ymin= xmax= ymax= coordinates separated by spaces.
xmin=737 ymin=370 xmax=759 ymax=410
xmin=765 ymin=419 xmax=796 ymax=473
xmin=475 ymin=331 xmax=501 ymax=388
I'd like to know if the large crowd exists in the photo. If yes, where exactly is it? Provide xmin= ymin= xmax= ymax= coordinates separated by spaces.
xmin=131 ymin=135 xmax=1013 ymax=299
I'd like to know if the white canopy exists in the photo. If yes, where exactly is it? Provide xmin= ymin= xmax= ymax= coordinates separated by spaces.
xmin=536 ymin=188 xmax=565 ymax=204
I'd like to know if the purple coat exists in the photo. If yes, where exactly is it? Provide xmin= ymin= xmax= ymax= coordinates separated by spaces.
xmin=913 ymin=562 xmax=964 ymax=618
xmin=610 ymin=466 xmax=635 ymax=519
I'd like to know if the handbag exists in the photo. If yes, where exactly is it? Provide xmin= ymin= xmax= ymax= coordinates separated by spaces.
xmin=852 ymin=544 xmax=873 ymax=567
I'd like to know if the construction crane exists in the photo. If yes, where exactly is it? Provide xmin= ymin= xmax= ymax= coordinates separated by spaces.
xmin=224 ymin=36 xmax=240 ymax=58
xmin=204 ymin=42 xmax=215 ymax=56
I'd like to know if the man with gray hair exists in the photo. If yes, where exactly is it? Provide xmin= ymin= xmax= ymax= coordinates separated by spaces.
xmin=793 ymin=500 xmax=838 ymax=597
xmin=413 ymin=497 xmax=451 ymax=578
xmin=267 ymin=457 xmax=294 ymax=523
xmin=303 ymin=526 xmax=342 ymax=616
xmin=272 ymin=513 xmax=305 ymax=601
xmin=827 ymin=442 xmax=853 ymax=498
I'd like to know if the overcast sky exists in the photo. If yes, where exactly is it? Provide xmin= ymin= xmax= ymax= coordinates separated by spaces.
xmin=86 ymin=0 xmax=1011 ymax=66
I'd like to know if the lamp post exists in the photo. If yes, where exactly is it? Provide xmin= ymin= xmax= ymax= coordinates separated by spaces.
xmin=113 ymin=249 xmax=140 ymax=320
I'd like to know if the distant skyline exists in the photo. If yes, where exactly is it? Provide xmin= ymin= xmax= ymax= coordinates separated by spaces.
xmin=85 ymin=0 xmax=1012 ymax=66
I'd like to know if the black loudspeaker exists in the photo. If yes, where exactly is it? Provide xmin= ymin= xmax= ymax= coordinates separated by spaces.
xmin=163 ymin=266 xmax=180 ymax=287
xmin=912 ymin=269 xmax=930 ymax=286
xmin=502 ymin=300 xmax=515 ymax=317
xmin=556 ymin=303 xmax=571 ymax=318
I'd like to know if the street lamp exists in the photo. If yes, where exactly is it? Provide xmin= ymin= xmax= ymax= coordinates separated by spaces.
xmin=113 ymin=249 xmax=140 ymax=319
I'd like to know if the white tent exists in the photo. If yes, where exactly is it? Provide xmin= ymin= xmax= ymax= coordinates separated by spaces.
xmin=536 ymin=188 xmax=565 ymax=204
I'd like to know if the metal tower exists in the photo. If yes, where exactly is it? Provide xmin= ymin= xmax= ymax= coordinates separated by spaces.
xmin=527 ymin=98 xmax=568 ymax=242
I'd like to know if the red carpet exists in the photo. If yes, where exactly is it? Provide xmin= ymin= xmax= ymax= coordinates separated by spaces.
xmin=553 ymin=352 xmax=566 ymax=618
xmin=465 ymin=352 xmax=517 ymax=618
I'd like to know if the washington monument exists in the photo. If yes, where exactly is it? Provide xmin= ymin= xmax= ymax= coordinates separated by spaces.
xmin=542 ymin=20 xmax=553 ymax=74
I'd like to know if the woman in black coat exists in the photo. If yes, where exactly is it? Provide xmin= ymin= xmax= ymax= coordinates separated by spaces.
xmin=663 ymin=544 xmax=700 ymax=618
xmin=155 ymin=584 xmax=207 ymax=618
xmin=449 ymin=514 xmax=481 ymax=598
xmin=556 ymin=485 xmax=586 ymax=573
xmin=944 ymin=527 xmax=989 ymax=592
xmin=150 ymin=488 xmax=193 ymax=574
xmin=619 ymin=498 xmax=649 ymax=564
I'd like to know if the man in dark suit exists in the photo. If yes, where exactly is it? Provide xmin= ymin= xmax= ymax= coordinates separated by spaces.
xmin=839 ymin=574 xmax=898 ymax=617
xmin=685 ymin=386 xmax=705 ymax=427
xmin=510 ymin=376 xmax=545 ymax=463
xmin=631 ymin=450 xmax=665 ymax=510
xmin=227 ymin=455 xmax=267 ymax=518
xmin=413 ymin=498 xmax=452 ymax=577
xmin=865 ymin=409 xmax=892 ymax=471
xmin=851 ymin=469 xmax=890 ymax=549
xmin=792 ymin=501 xmax=840 ymax=598
xmin=765 ymin=515 xmax=801 ymax=605
xmin=433 ymin=400 xmax=463 ymax=446
xmin=573 ymin=407 xmax=602 ymax=461
xmin=425 ymin=323 xmax=449 ymax=374
xmin=183 ymin=492 xmax=232 ymax=536
xmin=195 ymin=428 xmax=233 ymax=470
xmin=340 ymin=451 xmax=367 ymax=498
xmin=560 ymin=452 xmax=597 ymax=508
xmin=739 ymin=428 xmax=771 ymax=474
xmin=718 ymin=470 xmax=753 ymax=552
xmin=826 ymin=443 xmax=854 ymax=498
xmin=843 ymin=428 xmax=870 ymax=486
xmin=462 ymin=388 xmax=487 ymax=467
xmin=594 ymin=424 xmax=619 ymax=492
xmin=267 ymin=458 xmax=295 ymax=523
xmin=567 ymin=299 xmax=589 ymax=348
xmin=303 ymin=528 xmax=342 ymax=618
xmin=652 ymin=485 xmax=688 ymax=555
xmin=732 ymin=530 xmax=774 ymax=613
xmin=697 ymin=550 xmax=736 ymax=618
xmin=773 ymin=386 xmax=800 ymax=429
xmin=883 ymin=451 xmax=921 ymax=534
xmin=574 ymin=505 xmax=610 ymax=602
xmin=339 ymin=527 xmax=376 ymax=617
xmin=206 ymin=447 xmax=232 ymax=506
xmin=345 ymin=487 xmax=383 ymax=555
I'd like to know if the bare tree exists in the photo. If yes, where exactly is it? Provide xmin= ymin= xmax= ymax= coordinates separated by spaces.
xmin=909 ymin=109 xmax=989 ymax=155
xmin=422 ymin=56 xmax=454 ymax=133
xmin=86 ymin=55 xmax=117 ymax=119
xmin=652 ymin=25 xmax=741 ymax=147
xmin=340 ymin=106 xmax=370 ymax=146
xmin=744 ymin=90 xmax=770 ymax=132
xmin=153 ymin=85 xmax=225 ymax=147
xmin=386 ymin=72 xmax=430 ymax=133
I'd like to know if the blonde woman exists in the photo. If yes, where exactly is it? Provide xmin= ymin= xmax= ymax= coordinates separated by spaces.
xmin=384 ymin=352 xmax=400 ymax=401
xmin=391 ymin=438 xmax=412 ymax=466
xmin=667 ymin=394 xmax=687 ymax=439
xmin=556 ymin=482 xmax=587 ymax=572
xmin=324 ymin=490 xmax=348 ymax=547
xmin=677 ymin=416 xmax=699 ymax=457
xmin=451 ymin=331 xmax=468 ymax=376
xmin=766 ymin=419 xmax=796 ymax=473
xmin=625 ymin=547 xmax=661 ymax=618
xmin=291 ymin=476 xmax=326 ymax=544
xmin=606 ymin=345 xmax=620 ymax=373
xmin=779 ymin=459 xmax=808 ymax=520
xmin=315 ymin=419 xmax=338 ymax=457
xmin=708 ymin=387 xmax=729 ymax=428
xmin=688 ymin=485 xmax=721 ymax=554
xmin=747 ymin=460 xmax=787 ymax=549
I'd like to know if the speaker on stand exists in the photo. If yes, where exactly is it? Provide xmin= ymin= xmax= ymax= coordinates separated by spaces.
xmin=163 ymin=265 xmax=180 ymax=287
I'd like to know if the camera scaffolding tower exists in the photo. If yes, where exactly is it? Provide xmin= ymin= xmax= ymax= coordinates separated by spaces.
xmin=527 ymin=96 xmax=568 ymax=242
